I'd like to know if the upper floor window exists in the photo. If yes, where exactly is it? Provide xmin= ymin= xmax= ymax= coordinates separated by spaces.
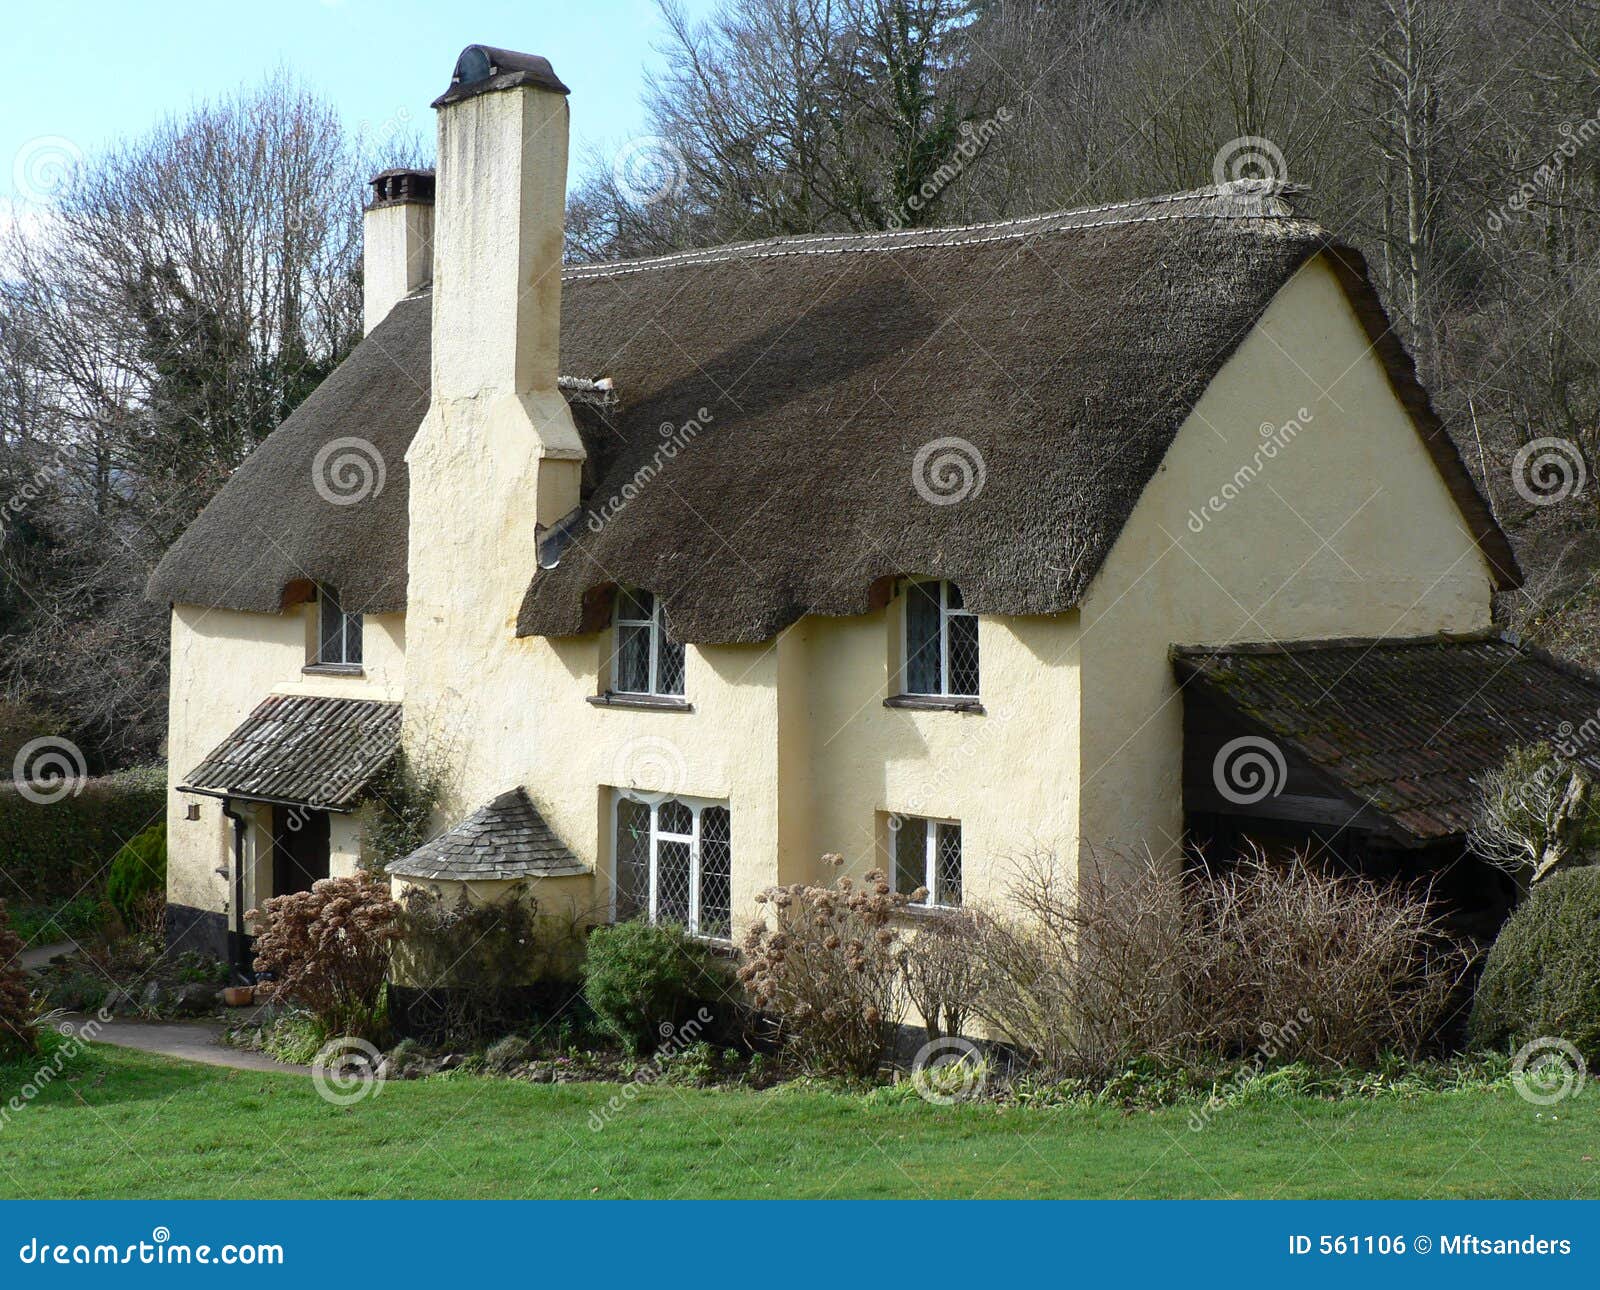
xmin=316 ymin=585 xmax=362 ymax=668
xmin=891 ymin=814 xmax=963 ymax=908
xmin=614 ymin=793 xmax=731 ymax=938
xmin=904 ymin=580 xmax=978 ymax=698
xmin=613 ymin=588 xmax=685 ymax=697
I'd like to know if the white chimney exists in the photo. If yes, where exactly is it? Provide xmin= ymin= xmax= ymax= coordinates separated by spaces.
xmin=361 ymin=169 xmax=434 ymax=335
xmin=425 ymin=44 xmax=584 ymax=521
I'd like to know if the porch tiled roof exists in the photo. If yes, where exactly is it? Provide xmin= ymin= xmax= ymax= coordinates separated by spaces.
xmin=1173 ymin=634 xmax=1600 ymax=840
xmin=181 ymin=694 xmax=401 ymax=810
xmin=386 ymin=787 xmax=586 ymax=881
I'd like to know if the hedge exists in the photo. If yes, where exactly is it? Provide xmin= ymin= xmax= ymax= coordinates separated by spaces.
xmin=0 ymin=765 xmax=166 ymax=906
xmin=1470 ymin=865 xmax=1600 ymax=1067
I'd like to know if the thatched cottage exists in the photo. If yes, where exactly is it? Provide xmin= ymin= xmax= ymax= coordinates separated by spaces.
xmin=150 ymin=45 xmax=1600 ymax=974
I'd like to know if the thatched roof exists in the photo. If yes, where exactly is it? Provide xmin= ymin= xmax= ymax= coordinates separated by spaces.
xmin=1174 ymin=635 xmax=1600 ymax=840
xmin=148 ymin=182 xmax=1518 ymax=640
xmin=146 ymin=293 xmax=428 ymax=616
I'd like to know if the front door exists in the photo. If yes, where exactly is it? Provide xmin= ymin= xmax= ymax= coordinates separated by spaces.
xmin=271 ymin=806 xmax=330 ymax=896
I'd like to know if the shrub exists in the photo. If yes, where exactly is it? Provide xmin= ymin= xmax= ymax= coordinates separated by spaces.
xmin=7 ymin=897 xmax=108 ymax=946
xmin=971 ymin=848 xmax=1468 ymax=1078
xmin=897 ymin=909 xmax=984 ymax=1041
xmin=0 ymin=767 xmax=164 ymax=907
xmin=248 ymin=873 xmax=399 ymax=1039
xmin=738 ymin=856 xmax=909 ymax=1078
xmin=357 ymin=751 xmax=447 ymax=871
xmin=106 ymin=822 xmax=166 ymax=927
xmin=583 ymin=919 xmax=734 ymax=1054
xmin=390 ymin=887 xmax=581 ymax=1045
xmin=0 ymin=899 xmax=39 ymax=1057
xmin=1470 ymin=865 xmax=1600 ymax=1066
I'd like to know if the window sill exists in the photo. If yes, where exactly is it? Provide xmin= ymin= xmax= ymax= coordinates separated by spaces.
xmin=302 ymin=663 xmax=365 ymax=677
xmin=587 ymin=691 xmax=694 ymax=713
xmin=893 ymin=901 xmax=967 ymax=923
xmin=884 ymin=694 xmax=984 ymax=714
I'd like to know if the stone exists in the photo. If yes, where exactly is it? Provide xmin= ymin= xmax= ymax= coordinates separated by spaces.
xmin=171 ymin=982 xmax=218 ymax=1016
xmin=140 ymin=981 xmax=169 ymax=1013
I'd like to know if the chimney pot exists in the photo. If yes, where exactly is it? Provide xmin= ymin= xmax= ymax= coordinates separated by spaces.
xmin=368 ymin=167 xmax=436 ymax=209
xmin=432 ymin=44 xmax=570 ymax=108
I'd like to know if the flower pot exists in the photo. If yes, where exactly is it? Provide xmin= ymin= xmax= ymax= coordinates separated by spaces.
xmin=222 ymin=985 xmax=256 ymax=1008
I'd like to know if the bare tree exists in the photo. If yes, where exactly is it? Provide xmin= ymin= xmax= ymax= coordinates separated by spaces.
xmin=0 ymin=73 xmax=380 ymax=764
xmin=1470 ymin=744 xmax=1600 ymax=888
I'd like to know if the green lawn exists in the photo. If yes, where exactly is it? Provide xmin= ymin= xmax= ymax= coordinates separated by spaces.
xmin=0 ymin=1044 xmax=1595 ymax=1199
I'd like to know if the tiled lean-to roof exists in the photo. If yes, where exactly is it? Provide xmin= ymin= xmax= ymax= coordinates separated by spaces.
xmin=386 ymin=787 xmax=586 ymax=882
xmin=1174 ymin=635 xmax=1600 ymax=840
xmin=148 ymin=180 xmax=1517 ymax=641
xmin=181 ymin=694 xmax=402 ymax=810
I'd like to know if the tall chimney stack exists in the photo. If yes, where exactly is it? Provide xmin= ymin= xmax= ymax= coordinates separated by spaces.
xmin=362 ymin=168 xmax=434 ymax=334
xmin=430 ymin=45 xmax=573 ymax=403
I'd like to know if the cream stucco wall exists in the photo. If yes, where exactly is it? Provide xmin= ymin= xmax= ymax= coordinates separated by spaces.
xmin=165 ymin=601 xmax=404 ymax=923
xmin=1075 ymin=253 xmax=1495 ymax=863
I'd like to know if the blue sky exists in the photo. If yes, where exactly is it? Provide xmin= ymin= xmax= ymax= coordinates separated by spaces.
xmin=1 ymin=0 xmax=719 ymax=201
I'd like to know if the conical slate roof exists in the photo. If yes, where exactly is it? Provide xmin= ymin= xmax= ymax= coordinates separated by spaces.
xmin=386 ymin=787 xmax=586 ymax=881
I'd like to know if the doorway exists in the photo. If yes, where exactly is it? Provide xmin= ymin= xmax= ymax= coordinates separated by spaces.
xmin=271 ymin=805 xmax=331 ymax=896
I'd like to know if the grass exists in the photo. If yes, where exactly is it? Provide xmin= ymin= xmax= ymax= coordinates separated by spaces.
xmin=0 ymin=1043 xmax=1595 ymax=1199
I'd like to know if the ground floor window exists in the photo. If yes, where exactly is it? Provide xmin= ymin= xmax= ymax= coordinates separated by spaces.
xmin=890 ymin=815 xmax=963 ymax=907
xmin=614 ymin=793 xmax=732 ymax=938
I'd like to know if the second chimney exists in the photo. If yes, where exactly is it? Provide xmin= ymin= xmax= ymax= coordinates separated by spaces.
xmin=362 ymin=168 xmax=435 ymax=334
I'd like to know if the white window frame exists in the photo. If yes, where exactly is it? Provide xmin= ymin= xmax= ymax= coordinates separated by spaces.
xmin=612 ymin=590 xmax=684 ymax=697
xmin=890 ymin=813 xmax=963 ymax=908
xmin=316 ymin=585 xmax=362 ymax=667
xmin=901 ymin=579 xmax=977 ymax=698
xmin=611 ymin=791 xmax=731 ymax=939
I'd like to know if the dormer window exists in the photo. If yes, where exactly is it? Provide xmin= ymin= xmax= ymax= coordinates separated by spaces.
xmin=904 ymin=580 xmax=978 ymax=698
xmin=317 ymin=585 xmax=363 ymax=668
xmin=613 ymin=589 xmax=684 ymax=697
